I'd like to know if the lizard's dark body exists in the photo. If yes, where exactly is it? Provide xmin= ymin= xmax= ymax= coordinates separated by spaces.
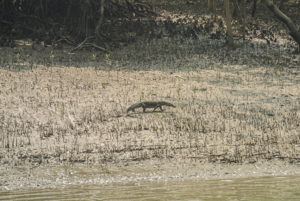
xmin=127 ymin=101 xmax=175 ymax=113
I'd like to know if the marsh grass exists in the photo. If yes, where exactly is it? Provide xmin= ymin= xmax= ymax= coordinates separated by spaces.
xmin=0 ymin=36 xmax=299 ymax=167
xmin=0 ymin=60 xmax=299 ymax=167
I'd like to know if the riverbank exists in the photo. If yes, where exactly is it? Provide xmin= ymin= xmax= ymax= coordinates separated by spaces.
xmin=1 ymin=159 xmax=300 ymax=191
xmin=0 ymin=63 xmax=300 ymax=190
xmin=1 ymin=5 xmax=300 ymax=189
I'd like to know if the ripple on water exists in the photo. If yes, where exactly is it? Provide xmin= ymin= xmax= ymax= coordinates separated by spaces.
xmin=1 ymin=176 xmax=300 ymax=201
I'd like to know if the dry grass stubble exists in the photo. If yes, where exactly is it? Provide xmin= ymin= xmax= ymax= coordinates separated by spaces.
xmin=0 ymin=65 xmax=300 ymax=166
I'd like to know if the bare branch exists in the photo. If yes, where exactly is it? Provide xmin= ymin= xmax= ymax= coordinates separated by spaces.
xmin=262 ymin=0 xmax=300 ymax=49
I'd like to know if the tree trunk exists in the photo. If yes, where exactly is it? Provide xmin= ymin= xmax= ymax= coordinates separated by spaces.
xmin=95 ymin=0 xmax=105 ymax=41
xmin=212 ymin=0 xmax=216 ymax=21
xmin=224 ymin=0 xmax=234 ymax=46
xmin=252 ymin=0 xmax=257 ymax=17
xmin=241 ymin=0 xmax=246 ymax=40
xmin=262 ymin=0 xmax=300 ymax=49
xmin=208 ymin=0 xmax=212 ymax=11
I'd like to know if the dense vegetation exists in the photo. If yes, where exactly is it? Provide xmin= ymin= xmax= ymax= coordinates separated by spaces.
xmin=1 ymin=0 xmax=299 ymax=51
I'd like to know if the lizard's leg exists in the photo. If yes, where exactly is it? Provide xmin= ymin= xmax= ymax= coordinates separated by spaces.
xmin=153 ymin=106 xmax=163 ymax=111
xmin=143 ymin=107 xmax=146 ymax=112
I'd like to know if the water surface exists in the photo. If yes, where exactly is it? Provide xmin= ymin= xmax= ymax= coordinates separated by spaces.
xmin=1 ymin=176 xmax=300 ymax=201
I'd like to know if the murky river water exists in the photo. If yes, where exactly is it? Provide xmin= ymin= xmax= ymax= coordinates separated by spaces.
xmin=1 ymin=176 xmax=300 ymax=201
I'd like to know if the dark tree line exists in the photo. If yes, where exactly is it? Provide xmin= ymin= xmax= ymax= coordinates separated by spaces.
xmin=0 ymin=0 xmax=152 ymax=48
xmin=1 ymin=0 xmax=300 ymax=50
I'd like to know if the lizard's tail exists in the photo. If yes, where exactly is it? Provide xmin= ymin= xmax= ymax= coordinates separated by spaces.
xmin=127 ymin=106 xmax=134 ymax=113
xmin=127 ymin=103 xmax=141 ymax=113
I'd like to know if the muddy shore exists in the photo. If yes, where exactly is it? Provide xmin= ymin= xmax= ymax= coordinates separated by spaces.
xmin=1 ymin=159 xmax=300 ymax=191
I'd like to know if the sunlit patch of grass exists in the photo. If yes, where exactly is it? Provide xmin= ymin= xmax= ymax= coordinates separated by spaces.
xmin=0 ymin=62 xmax=299 ymax=167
